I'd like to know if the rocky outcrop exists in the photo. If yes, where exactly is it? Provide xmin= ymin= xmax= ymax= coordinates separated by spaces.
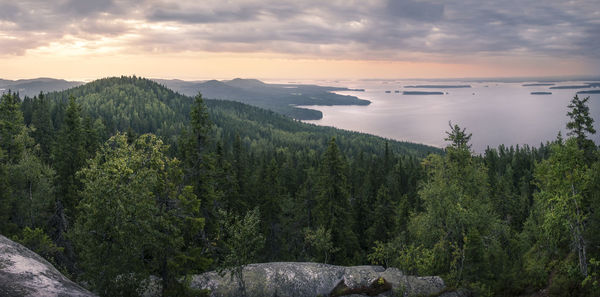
xmin=191 ymin=262 xmax=447 ymax=297
xmin=0 ymin=235 xmax=96 ymax=297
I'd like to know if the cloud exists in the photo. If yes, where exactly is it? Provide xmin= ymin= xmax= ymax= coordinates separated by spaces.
xmin=0 ymin=0 xmax=598 ymax=67
xmin=386 ymin=0 xmax=444 ymax=22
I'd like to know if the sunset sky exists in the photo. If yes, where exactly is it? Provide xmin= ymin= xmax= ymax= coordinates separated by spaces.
xmin=1 ymin=0 xmax=599 ymax=81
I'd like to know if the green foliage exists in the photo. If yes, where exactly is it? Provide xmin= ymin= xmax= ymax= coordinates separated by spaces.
xmin=45 ymin=76 xmax=190 ymax=144
xmin=404 ymin=124 xmax=510 ymax=291
xmin=14 ymin=227 xmax=63 ymax=264
xmin=0 ymin=92 xmax=27 ymax=163
xmin=72 ymin=133 xmax=207 ymax=297
xmin=304 ymin=226 xmax=339 ymax=264
xmin=5 ymin=151 xmax=56 ymax=229
xmin=365 ymin=185 xmax=396 ymax=245
xmin=367 ymin=240 xmax=399 ymax=268
xmin=534 ymin=138 xmax=594 ymax=277
xmin=30 ymin=92 xmax=55 ymax=162
xmin=445 ymin=121 xmax=472 ymax=151
xmin=566 ymin=95 xmax=596 ymax=153
xmin=314 ymin=138 xmax=358 ymax=264
xmin=217 ymin=208 xmax=265 ymax=297
xmin=4 ymin=76 xmax=599 ymax=297
xmin=217 ymin=208 xmax=265 ymax=270
xmin=52 ymin=95 xmax=86 ymax=220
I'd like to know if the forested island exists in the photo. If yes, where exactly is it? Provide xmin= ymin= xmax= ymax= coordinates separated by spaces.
xmin=550 ymin=85 xmax=591 ymax=89
xmin=1 ymin=76 xmax=599 ymax=297
xmin=530 ymin=91 xmax=552 ymax=95
xmin=522 ymin=83 xmax=555 ymax=87
xmin=403 ymin=91 xmax=445 ymax=95
xmin=404 ymin=85 xmax=471 ymax=88
xmin=578 ymin=90 xmax=600 ymax=94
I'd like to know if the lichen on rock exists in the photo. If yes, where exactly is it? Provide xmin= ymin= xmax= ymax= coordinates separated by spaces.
xmin=0 ymin=235 xmax=96 ymax=297
xmin=191 ymin=262 xmax=447 ymax=297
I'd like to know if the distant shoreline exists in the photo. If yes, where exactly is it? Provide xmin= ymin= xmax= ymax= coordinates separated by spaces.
xmin=404 ymin=85 xmax=471 ymax=89
xmin=403 ymin=91 xmax=444 ymax=95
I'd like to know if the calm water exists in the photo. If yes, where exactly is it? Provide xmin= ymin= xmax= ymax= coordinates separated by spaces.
xmin=293 ymin=80 xmax=600 ymax=153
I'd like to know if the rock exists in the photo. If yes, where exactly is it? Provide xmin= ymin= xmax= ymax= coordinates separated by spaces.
xmin=190 ymin=262 xmax=447 ymax=297
xmin=438 ymin=289 xmax=472 ymax=297
xmin=0 ymin=234 xmax=96 ymax=297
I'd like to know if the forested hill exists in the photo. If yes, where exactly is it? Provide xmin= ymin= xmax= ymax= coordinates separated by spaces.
xmin=4 ymin=75 xmax=600 ymax=297
xmin=40 ymin=76 xmax=440 ymax=156
xmin=155 ymin=77 xmax=370 ymax=120
xmin=0 ymin=77 xmax=82 ymax=97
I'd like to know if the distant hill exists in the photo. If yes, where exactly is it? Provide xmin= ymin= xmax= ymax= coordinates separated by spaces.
xmin=0 ymin=78 xmax=83 ymax=97
xmin=154 ymin=78 xmax=370 ymax=120
xmin=45 ymin=76 xmax=439 ymax=156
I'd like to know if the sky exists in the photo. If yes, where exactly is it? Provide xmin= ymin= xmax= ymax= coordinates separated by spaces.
xmin=1 ymin=0 xmax=599 ymax=81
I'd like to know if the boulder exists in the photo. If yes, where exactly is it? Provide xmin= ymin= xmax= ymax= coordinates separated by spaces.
xmin=0 ymin=234 xmax=96 ymax=297
xmin=191 ymin=262 xmax=447 ymax=297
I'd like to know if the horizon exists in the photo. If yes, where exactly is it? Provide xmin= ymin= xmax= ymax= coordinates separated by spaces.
xmin=1 ymin=1 xmax=599 ymax=80
xmin=2 ymin=74 xmax=600 ymax=84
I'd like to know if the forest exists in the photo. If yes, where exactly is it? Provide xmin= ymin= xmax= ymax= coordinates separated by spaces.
xmin=1 ymin=76 xmax=599 ymax=297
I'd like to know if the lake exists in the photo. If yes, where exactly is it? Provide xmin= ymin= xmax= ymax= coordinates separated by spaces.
xmin=291 ymin=79 xmax=600 ymax=153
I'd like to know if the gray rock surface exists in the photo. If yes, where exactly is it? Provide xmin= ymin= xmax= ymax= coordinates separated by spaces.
xmin=191 ymin=262 xmax=446 ymax=297
xmin=0 ymin=234 xmax=96 ymax=297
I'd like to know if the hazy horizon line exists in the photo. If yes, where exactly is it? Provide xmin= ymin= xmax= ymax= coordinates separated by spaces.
xmin=2 ymin=74 xmax=600 ymax=84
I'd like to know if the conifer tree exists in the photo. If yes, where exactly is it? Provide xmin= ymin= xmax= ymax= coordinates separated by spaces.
xmin=52 ymin=95 xmax=86 ymax=219
xmin=73 ymin=133 xmax=208 ymax=296
xmin=314 ymin=137 xmax=357 ymax=264
xmin=566 ymin=95 xmax=596 ymax=159
xmin=0 ymin=92 xmax=26 ymax=163
xmin=535 ymin=138 xmax=595 ymax=278
xmin=30 ymin=92 xmax=54 ymax=162
xmin=179 ymin=93 xmax=221 ymax=238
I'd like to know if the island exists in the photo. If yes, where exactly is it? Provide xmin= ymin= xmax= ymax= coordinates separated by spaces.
xmin=522 ymin=83 xmax=555 ymax=87
xmin=404 ymin=85 xmax=471 ymax=88
xmin=549 ymin=85 xmax=591 ymax=89
xmin=403 ymin=91 xmax=444 ymax=95
xmin=531 ymin=92 xmax=552 ymax=95
xmin=577 ymin=90 xmax=600 ymax=94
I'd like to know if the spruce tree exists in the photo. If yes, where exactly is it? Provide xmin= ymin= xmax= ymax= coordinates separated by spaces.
xmin=53 ymin=95 xmax=86 ymax=219
xmin=179 ymin=93 xmax=221 ymax=238
xmin=566 ymin=95 xmax=596 ymax=158
xmin=0 ymin=92 xmax=26 ymax=163
xmin=315 ymin=137 xmax=357 ymax=264
xmin=31 ymin=92 xmax=55 ymax=162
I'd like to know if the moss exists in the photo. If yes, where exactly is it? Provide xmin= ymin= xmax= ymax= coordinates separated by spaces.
xmin=329 ymin=277 xmax=392 ymax=297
